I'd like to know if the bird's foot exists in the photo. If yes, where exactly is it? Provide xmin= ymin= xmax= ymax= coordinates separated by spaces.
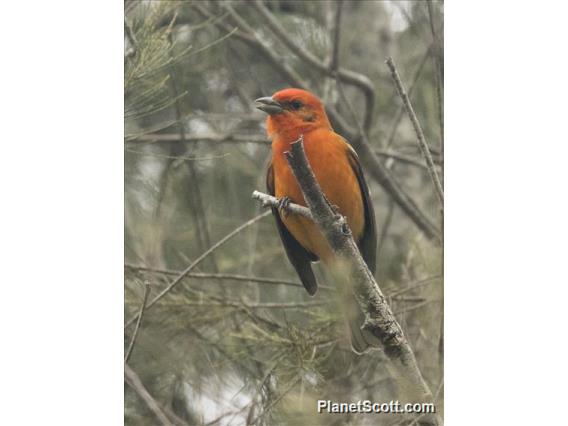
xmin=341 ymin=220 xmax=351 ymax=236
xmin=278 ymin=196 xmax=292 ymax=218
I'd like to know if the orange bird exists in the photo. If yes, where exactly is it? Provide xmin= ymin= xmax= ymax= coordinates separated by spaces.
xmin=256 ymin=88 xmax=377 ymax=353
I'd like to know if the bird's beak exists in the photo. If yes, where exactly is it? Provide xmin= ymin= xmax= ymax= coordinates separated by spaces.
xmin=255 ymin=96 xmax=283 ymax=115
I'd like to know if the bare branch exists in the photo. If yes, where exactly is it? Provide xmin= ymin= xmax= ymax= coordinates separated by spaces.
xmin=329 ymin=0 xmax=344 ymax=73
xmin=125 ymin=262 xmax=336 ymax=291
xmin=336 ymin=77 xmax=442 ymax=242
xmin=124 ymin=147 xmax=229 ymax=162
xmin=142 ymin=300 xmax=328 ymax=310
xmin=426 ymin=0 xmax=444 ymax=150
xmin=426 ymin=0 xmax=444 ymax=158
xmin=124 ymin=282 xmax=149 ymax=363
xmin=194 ymin=2 xmax=306 ymax=87
xmin=128 ymin=132 xmax=269 ymax=145
xmin=125 ymin=211 xmax=271 ymax=329
xmin=385 ymin=47 xmax=431 ymax=150
xmin=124 ymin=364 xmax=175 ymax=426
xmin=426 ymin=0 xmax=444 ymax=81
xmin=279 ymin=137 xmax=438 ymax=422
xmin=375 ymin=149 xmax=441 ymax=172
xmin=251 ymin=190 xmax=312 ymax=219
xmin=386 ymin=57 xmax=444 ymax=207
xmin=387 ymin=275 xmax=442 ymax=298
xmin=394 ymin=298 xmax=441 ymax=316
xmin=250 ymin=0 xmax=375 ymax=133
xmin=131 ymin=133 xmax=437 ymax=172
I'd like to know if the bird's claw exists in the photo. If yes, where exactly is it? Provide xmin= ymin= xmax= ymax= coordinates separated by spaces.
xmin=278 ymin=196 xmax=292 ymax=217
xmin=341 ymin=221 xmax=351 ymax=236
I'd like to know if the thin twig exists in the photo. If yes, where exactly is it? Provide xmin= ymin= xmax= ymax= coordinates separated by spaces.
xmin=140 ymin=300 xmax=328 ymax=310
xmin=426 ymin=0 xmax=444 ymax=82
xmin=394 ymin=298 xmax=441 ymax=316
xmin=336 ymin=74 xmax=441 ymax=242
xmin=375 ymin=149 xmax=441 ymax=172
xmin=427 ymin=0 xmax=444 ymax=151
xmin=329 ymin=0 xmax=344 ymax=73
xmin=128 ymin=132 xmax=269 ymax=145
xmin=195 ymin=2 xmax=306 ymax=87
xmin=130 ymin=132 xmax=438 ymax=173
xmin=125 ymin=147 xmax=229 ymax=162
xmin=124 ymin=211 xmax=271 ymax=328
xmin=251 ymin=190 xmax=312 ymax=219
xmin=124 ymin=282 xmax=149 ymax=362
xmin=385 ymin=47 xmax=432 ymax=150
xmin=386 ymin=57 xmax=444 ymax=207
xmin=387 ymin=275 xmax=442 ymax=298
xmin=250 ymin=0 xmax=375 ymax=133
xmin=125 ymin=263 xmax=335 ymax=291
xmin=124 ymin=364 xmax=175 ymax=426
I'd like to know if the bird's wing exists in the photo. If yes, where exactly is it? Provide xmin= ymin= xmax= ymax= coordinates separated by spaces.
xmin=346 ymin=145 xmax=377 ymax=274
xmin=267 ymin=162 xmax=319 ymax=295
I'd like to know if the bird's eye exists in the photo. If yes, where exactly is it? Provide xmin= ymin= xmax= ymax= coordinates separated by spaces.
xmin=290 ymin=100 xmax=302 ymax=110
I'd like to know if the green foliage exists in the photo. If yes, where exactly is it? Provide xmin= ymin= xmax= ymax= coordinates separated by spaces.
xmin=125 ymin=2 xmax=180 ymax=129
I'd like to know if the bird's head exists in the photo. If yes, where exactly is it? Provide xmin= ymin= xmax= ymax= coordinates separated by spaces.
xmin=255 ymin=88 xmax=332 ymax=139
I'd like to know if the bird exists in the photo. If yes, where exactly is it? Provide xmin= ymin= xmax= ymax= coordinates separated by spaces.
xmin=255 ymin=88 xmax=378 ymax=353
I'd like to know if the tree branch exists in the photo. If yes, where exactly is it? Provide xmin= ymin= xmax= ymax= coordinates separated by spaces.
xmin=328 ymin=0 xmax=344 ymax=73
xmin=137 ymin=300 xmax=328 ymax=310
xmin=250 ymin=0 xmax=375 ymax=133
xmin=124 ymin=364 xmax=175 ymax=426
xmin=125 ymin=262 xmax=336 ymax=291
xmin=130 ymin=133 xmax=437 ymax=171
xmin=124 ymin=211 xmax=271 ymax=329
xmin=128 ymin=132 xmax=269 ymax=145
xmin=375 ymin=149 xmax=441 ymax=171
xmin=270 ymin=137 xmax=438 ymax=423
xmin=385 ymin=46 xmax=432 ymax=150
xmin=426 ymin=0 xmax=444 ymax=167
xmin=336 ymin=76 xmax=442 ymax=242
xmin=124 ymin=281 xmax=149 ymax=363
xmin=195 ymin=2 xmax=307 ymax=88
xmin=386 ymin=57 xmax=444 ymax=207
xmin=251 ymin=190 xmax=312 ymax=219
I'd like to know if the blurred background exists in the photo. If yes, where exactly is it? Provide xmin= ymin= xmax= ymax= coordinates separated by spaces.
xmin=124 ymin=1 xmax=443 ymax=425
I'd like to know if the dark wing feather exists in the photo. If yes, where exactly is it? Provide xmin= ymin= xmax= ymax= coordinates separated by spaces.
xmin=267 ymin=163 xmax=319 ymax=295
xmin=346 ymin=146 xmax=377 ymax=274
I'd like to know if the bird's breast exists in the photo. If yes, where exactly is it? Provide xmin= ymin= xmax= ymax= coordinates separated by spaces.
xmin=272 ymin=130 xmax=364 ymax=261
